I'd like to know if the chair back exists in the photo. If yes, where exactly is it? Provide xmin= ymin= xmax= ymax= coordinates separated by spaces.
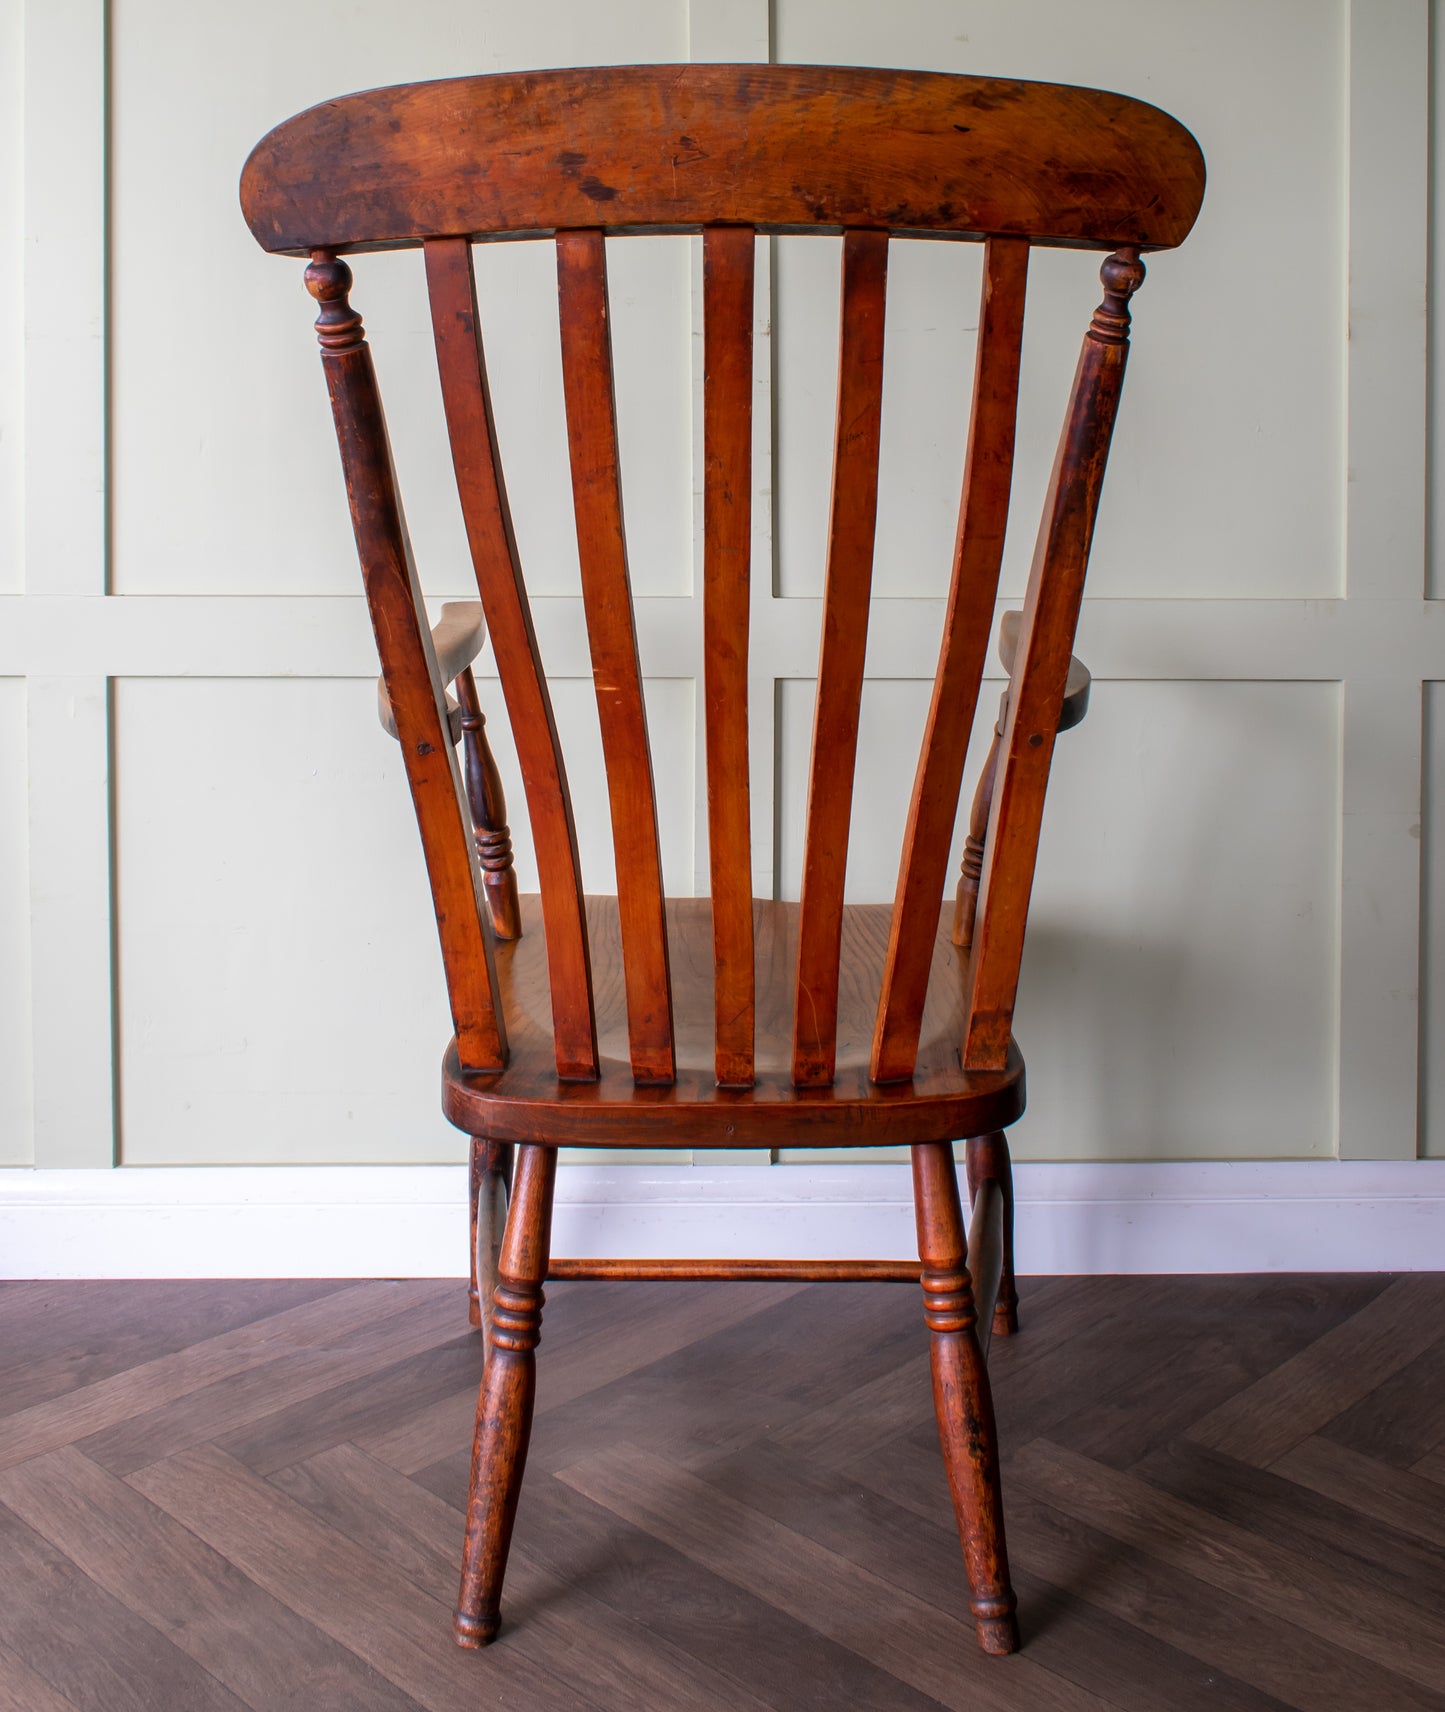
xmin=241 ymin=64 xmax=1205 ymax=1089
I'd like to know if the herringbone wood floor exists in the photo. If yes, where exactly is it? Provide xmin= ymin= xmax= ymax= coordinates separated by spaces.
xmin=1 ymin=1273 xmax=1443 ymax=1711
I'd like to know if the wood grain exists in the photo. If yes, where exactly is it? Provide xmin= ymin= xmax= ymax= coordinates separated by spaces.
xmin=556 ymin=228 xmax=675 ymax=1086
xmin=425 ymin=236 xmax=598 ymax=1079
xmin=872 ymin=237 xmax=1027 ymax=1083
xmin=792 ymin=228 xmax=888 ymax=1087
xmin=701 ymin=224 xmax=757 ymax=1088
xmin=241 ymin=65 xmax=1206 ymax=255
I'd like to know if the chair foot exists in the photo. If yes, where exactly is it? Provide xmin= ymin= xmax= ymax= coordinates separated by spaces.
xmin=975 ymin=1612 xmax=1022 ymax=1656
xmin=913 ymin=1141 xmax=1021 ymax=1656
xmin=453 ymin=1607 xmax=501 ymax=1648
xmin=455 ymin=1145 xmax=555 ymax=1644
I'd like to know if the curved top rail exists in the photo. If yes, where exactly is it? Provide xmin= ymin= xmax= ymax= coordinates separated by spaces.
xmin=241 ymin=63 xmax=1205 ymax=257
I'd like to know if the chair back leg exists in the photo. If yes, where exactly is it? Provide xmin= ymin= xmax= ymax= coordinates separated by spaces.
xmin=912 ymin=1141 xmax=1020 ymax=1654
xmin=455 ymin=1142 xmax=556 ymax=1646
xmin=965 ymin=1131 xmax=1019 ymax=1336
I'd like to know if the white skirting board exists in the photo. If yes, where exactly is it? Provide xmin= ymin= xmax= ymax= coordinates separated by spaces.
xmin=2 ymin=1159 xmax=1444 ymax=1279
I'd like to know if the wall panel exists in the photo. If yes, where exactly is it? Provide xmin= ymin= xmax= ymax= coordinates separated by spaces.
xmin=0 ymin=682 xmax=32 ymax=1164
xmin=3 ymin=0 xmax=1435 ymax=1183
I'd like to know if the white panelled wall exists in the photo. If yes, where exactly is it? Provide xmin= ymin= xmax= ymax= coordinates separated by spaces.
xmin=3 ymin=0 xmax=1444 ymax=1274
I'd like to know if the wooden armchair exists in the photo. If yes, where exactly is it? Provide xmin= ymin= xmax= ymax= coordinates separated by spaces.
xmin=241 ymin=64 xmax=1204 ymax=1659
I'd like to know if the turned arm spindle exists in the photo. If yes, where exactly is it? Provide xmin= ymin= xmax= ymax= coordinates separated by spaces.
xmin=456 ymin=667 xmax=522 ymax=941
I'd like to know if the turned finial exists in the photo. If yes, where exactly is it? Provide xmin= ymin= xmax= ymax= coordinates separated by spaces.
xmin=304 ymin=250 xmax=364 ymax=351
xmin=1088 ymin=246 xmax=1146 ymax=346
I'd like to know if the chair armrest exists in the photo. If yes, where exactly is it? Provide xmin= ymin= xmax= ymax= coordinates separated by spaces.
xmin=377 ymin=601 xmax=488 ymax=742
xmin=998 ymin=609 xmax=1090 ymax=732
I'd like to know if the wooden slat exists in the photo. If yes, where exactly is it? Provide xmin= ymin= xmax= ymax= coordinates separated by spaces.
xmin=555 ymin=228 xmax=675 ymax=1085
xmin=792 ymin=228 xmax=889 ymax=1087
xmin=702 ymin=225 xmax=757 ymax=1088
xmin=425 ymin=237 xmax=599 ymax=1080
xmin=305 ymin=254 xmax=505 ymax=1074
xmin=871 ymin=238 xmax=1028 ymax=1083
xmin=962 ymin=250 xmax=1144 ymax=1069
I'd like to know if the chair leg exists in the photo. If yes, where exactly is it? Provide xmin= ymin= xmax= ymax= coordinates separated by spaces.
xmin=454 ymin=1143 xmax=556 ymax=1647
xmin=912 ymin=1141 xmax=1020 ymax=1656
xmin=468 ymin=1138 xmax=512 ymax=1334
xmin=966 ymin=1131 xmax=1019 ymax=1337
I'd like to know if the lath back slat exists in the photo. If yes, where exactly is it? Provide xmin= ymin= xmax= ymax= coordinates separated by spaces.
xmin=305 ymin=254 xmax=506 ymax=1073
xmin=791 ymin=229 xmax=890 ymax=1088
xmin=424 ymin=236 xmax=598 ymax=1081
xmin=962 ymin=252 xmax=1147 ymax=1071
xmin=555 ymin=228 xmax=676 ymax=1086
xmin=871 ymin=237 xmax=1029 ymax=1083
xmin=701 ymin=225 xmax=758 ymax=1089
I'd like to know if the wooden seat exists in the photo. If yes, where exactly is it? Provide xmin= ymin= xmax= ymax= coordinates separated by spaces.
xmin=443 ymin=896 xmax=1025 ymax=1149
xmin=240 ymin=62 xmax=1204 ymax=1663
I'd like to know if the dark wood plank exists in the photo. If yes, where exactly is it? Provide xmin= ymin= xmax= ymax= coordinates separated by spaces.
xmin=860 ymin=1444 xmax=1445 ymax=1712
xmin=273 ymin=1442 xmax=789 ymax=1712
xmin=127 ymin=1445 xmax=602 ymax=1712
xmin=0 ymin=1279 xmax=346 ymax=1419
xmin=304 ymin=253 xmax=504 ymax=1073
xmin=872 ymin=237 xmax=1027 ymax=1083
xmin=702 ymin=223 xmax=757 ymax=1088
xmin=1013 ymin=1438 xmax=1445 ymax=1694
xmin=0 ymin=1501 xmax=250 ymax=1712
xmin=1134 ymin=1438 xmax=1445 ymax=1625
xmin=0 ymin=1638 xmax=85 ymax=1712
xmin=1319 ymin=1329 xmax=1445 ymax=1468
xmin=1271 ymin=1433 xmax=1445 ymax=1551
xmin=425 ymin=235 xmax=599 ymax=1080
xmin=792 ymin=228 xmax=889 ymax=1087
xmin=0 ymin=1281 xmax=431 ymax=1473
xmin=75 ymin=1284 xmax=460 ymax=1478
xmin=704 ymin=1437 xmax=1297 ymax=1712
xmin=559 ymin=1441 xmax=1114 ymax=1712
xmin=1184 ymin=1274 xmax=1445 ymax=1466
xmin=556 ymin=227 xmax=675 ymax=1085
xmin=0 ymin=1447 xmax=423 ymax=1712
xmin=241 ymin=66 xmax=1206 ymax=255
xmin=517 ymin=1464 xmax=969 ymax=1712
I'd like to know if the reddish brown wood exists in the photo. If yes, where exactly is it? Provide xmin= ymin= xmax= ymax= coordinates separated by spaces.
xmin=872 ymin=238 xmax=1028 ymax=1083
xmin=952 ymin=701 xmax=1005 ymax=950
xmin=455 ymin=1142 xmax=557 ymax=1645
xmin=702 ymin=225 xmax=757 ymax=1089
xmin=245 ymin=68 xmax=1205 ymax=1666
xmin=468 ymin=1137 xmax=513 ymax=1332
xmin=556 ymin=228 xmax=676 ymax=1087
xmin=443 ymin=895 xmax=1023 ymax=1149
xmin=242 ymin=66 xmax=1206 ymax=257
xmin=912 ymin=1140 xmax=1018 ymax=1654
xmin=966 ymin=1130 xmax=1018 ymax=1337
xmin=454 ymin=668 xmax=522 ymax=941
xmin=304 ymin=253 xmax=504 ymax=1074
xmin=546 ymin=1258 xmax=922 ymax=1281
xmin=425 ymin=236 xmax=598 ymax=1080
xmin=952 ymin=617 xmax=1091 ymax=950
xmin=792 ymin=228 xmax=889 ymax=1088
xmin=963 ymin=250 xmax=1146 ymax=1070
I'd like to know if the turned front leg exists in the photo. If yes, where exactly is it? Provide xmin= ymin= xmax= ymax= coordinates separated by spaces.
xmin=455 ymin=1143 xmax=556 ymax=1646
xmin=912 ymin=1141 xmax=1019 ymax=1655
